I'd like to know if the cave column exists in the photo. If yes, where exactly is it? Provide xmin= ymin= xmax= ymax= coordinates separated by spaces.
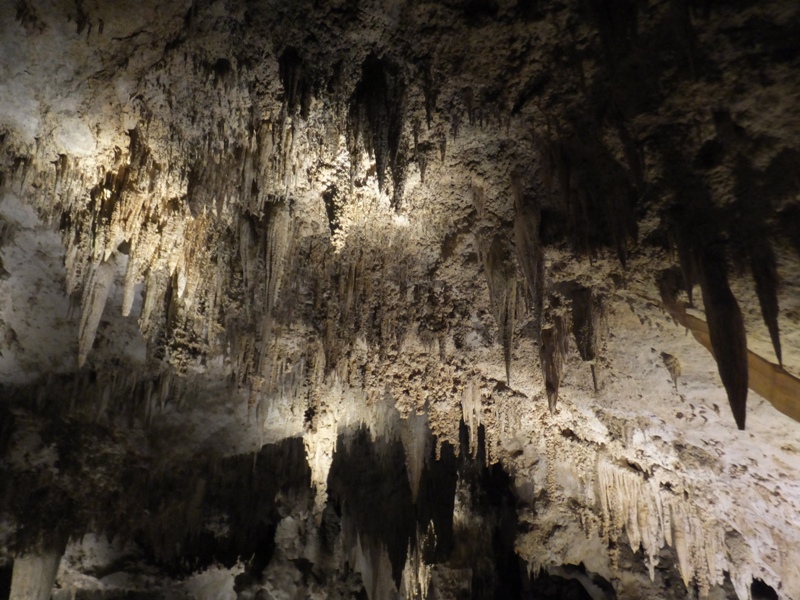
xmin=9 ymin=551 xmax=62 ymax=600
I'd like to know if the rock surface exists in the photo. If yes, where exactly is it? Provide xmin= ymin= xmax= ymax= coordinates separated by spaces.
xmin=1 ymin=0 xmax=800 ymax=598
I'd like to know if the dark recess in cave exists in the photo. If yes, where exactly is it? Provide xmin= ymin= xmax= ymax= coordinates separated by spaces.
xmin=0 ymin=562 xmax=11 ymax=600
xmin=751 ymin=578 xmax=779 ymax=600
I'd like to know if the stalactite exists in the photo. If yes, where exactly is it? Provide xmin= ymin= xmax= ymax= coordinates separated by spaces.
xmin=349 ymin=54 xmax=407 ymax=195
xmin=697 ymin=249 xmax=749 ymax=430
xmin=598 ymin=459 xmax=662 ymax=581
xmin=779 ymin=203 xmax=800 ymax=261
xmin=596 ymin=458 xmax=733 ymax=595
xmin=78 ymin=257 xmax=116 ymax=367
xmin=278 ymin=47 xmax=311 ymax=119
xmin=667 ymin=207 xmax=698 ymax=306
xmin=477 ymin=233 xmax=518 ymax=385
xmin=570 ymin=285 xmax=600 ymax=392
xmin=540 ymin=304 xmax=568 ymax=413
xmin=665 ymin=191 xmax=751 ymax=430
xmin=513 ymin=175 xmax=544 ymax=339
xmin=655 ymin=284 xmax=800 ymax=424
xmin=400 ymin=411 xmax=430 ymax=504
xmin=461 ymin=381 xmax=483 ymax=457
xmin=121 ymin=247 xmax=139 ymax=318
xmin=303 ymin=408 xmax=338 ymax=518
xmin=656 ymin=266 xmax=685 ymax=311
xmin=539 ymin=131 xmax=636 ymax=265
xmin=660 ymin=352 xmax=681 ymax=391
xmin=419 ymin=59 xmax=437 ymax=130
xmin=400 ymin=526 xmax=433 ymax=600
xmin=749 ymin=239 xmax=782 ymax=366
xmin=351 ymin=532 xmax=397 ymax=600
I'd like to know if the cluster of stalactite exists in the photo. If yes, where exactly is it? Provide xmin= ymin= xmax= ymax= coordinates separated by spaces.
xmin=4 ymin=379 xmax=792 ymax=598
xmin=5 ymin=112 xmax=782 ymax=438
xmin=0 ymin=399 xmax=542 ymax=599
xmin=2 ymin=0 xmax=799 ymax=431
xmin=513 ymin=419 xmax=795 ymax=600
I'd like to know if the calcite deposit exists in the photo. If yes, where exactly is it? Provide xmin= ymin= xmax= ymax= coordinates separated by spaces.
xmin=1 ymin=0 xmax=800 ymax=598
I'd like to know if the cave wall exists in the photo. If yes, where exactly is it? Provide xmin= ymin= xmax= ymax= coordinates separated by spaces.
xmin=1 ymin=0 xmax=800 ymax=598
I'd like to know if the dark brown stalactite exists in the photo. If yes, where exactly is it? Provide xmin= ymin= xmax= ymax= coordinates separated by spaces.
xmin=661 ymin=352 xmax=681 ymax=391
xmin=750 ymin=240 xmax=782 ymax=367
xmin=513 ymin=173 xmax=543 ymax=339
xmin=419 ymin=58 xmax=437 ymax=130
xmin=540 ymin=305 xmax=568 ymax=413
xmin=278 ymin=46 xmax=311 ymax=119
xmin=663 ymin=144 xmax=750 ymax=429
xmin=349 ymin=54 xmax=406 ymax=197
xmin=540 ymin=132 xmax=637 ymax=266
xmin=667 ymin=205 xmax=698 ymax=307
xmin=571 ymin=285 xmax=600 ymax=393
xmin=779 ymin=203 xmax=800 ymax=261
xmin=478 ymin=235 xmax=517 ymax=385
xmin=656 ymin=266 xmax=685 ymax=311
xmin=322 ymin=185 xmax=340 ymax=235
xmin=731 ymin=155 xmax=789 ymax=367
xmin=698 ymin=248 xmax=749 ymax=430
xmin=584 ymin=0 xmax=639 ymax=66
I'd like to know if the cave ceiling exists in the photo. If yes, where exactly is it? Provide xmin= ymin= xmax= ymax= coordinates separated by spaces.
xmin=1 ymin=0 xmax=800 ymax=598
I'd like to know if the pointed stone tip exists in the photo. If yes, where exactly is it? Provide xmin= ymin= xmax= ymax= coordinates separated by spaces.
xmin=736 ymin=420 xmax=746 ymax=431
xmin=730 ymin=387 xmax=747 ymax=430
xmin=547 ymin=391 xmax=557 ymax=414
xmin=733 ymin=407 xmax=746 ymax=431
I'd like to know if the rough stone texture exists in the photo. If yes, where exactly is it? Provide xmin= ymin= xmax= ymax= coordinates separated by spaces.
xmin=9 ymin=552 xmax=61 ymax=600
xmin=1 ymin=0 xmax=799 ymax=598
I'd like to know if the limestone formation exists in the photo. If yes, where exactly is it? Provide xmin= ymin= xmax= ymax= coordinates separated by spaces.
xmin=1 ymin=0 xmax=800 ymax=599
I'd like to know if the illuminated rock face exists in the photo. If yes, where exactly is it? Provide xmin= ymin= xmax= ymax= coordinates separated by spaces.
xmin=1 ymin=1 xmax=800 ymax=598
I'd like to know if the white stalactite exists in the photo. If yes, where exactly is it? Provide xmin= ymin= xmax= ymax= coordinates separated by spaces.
xmin=400 ymin=410 xmax=430 ymax=504
xmin=461 ymin=381 xmax=482 ymax=456
xmin=78 ymin=256 xmax=116 ymax=367
xmin=596 ymin=457 xmax=752 ymax=598
xmin=303 ymin=409 xmax=338 ymax=518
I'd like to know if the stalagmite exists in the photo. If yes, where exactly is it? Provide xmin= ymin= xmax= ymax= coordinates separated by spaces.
xmin=352 ymin=532 xmax=397 ymax=600
xmin=400 ymin=530 xmax=432 ymax=600
xmin=9 ymin=551 xmax=62 ymax=600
